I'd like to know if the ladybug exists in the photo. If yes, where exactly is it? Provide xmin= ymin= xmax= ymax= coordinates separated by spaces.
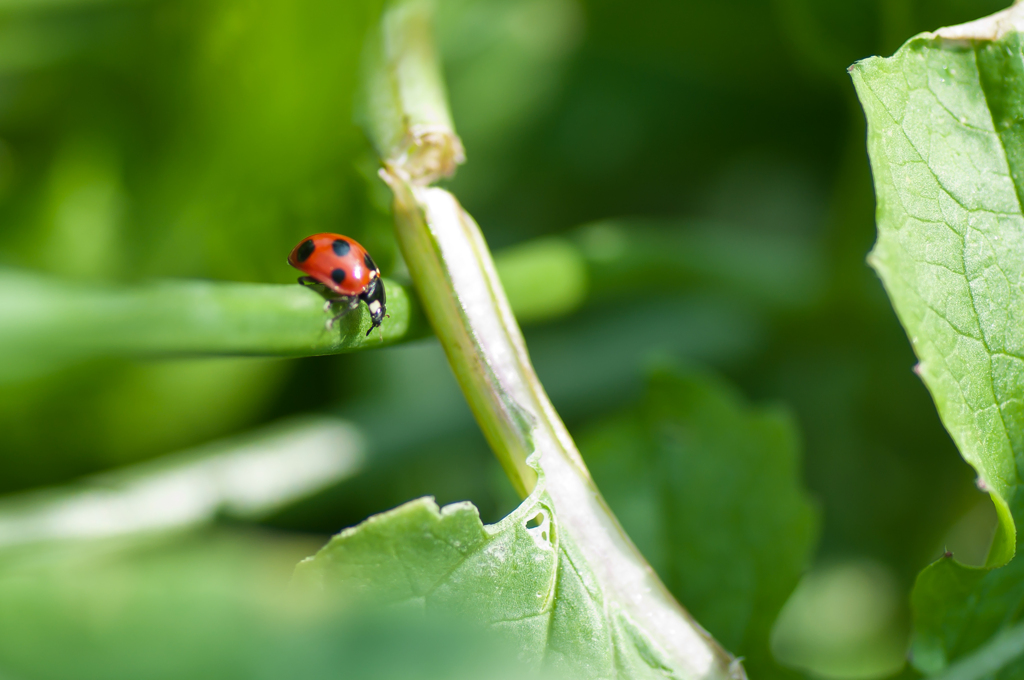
xmin=288 ymin=233 xmax=386 ymax=336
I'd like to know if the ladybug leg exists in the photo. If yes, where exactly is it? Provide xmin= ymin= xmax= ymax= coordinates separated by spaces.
xmin=323 ymin=295 xmax=355 ymax=313
xmin=325 ymin=296 xmax=360 ymax=330
xmin=297 ymin=276 xmax=319 ymax=287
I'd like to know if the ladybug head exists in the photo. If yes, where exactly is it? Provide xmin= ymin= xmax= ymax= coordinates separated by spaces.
xmin=360 ymin=278 xmax=386 ymax=336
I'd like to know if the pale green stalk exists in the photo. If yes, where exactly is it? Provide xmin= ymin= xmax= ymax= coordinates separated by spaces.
xmin=367 ymin=2 xmax=743 ymax=677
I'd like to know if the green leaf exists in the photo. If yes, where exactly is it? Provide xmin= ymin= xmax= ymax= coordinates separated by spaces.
xmin=293 ymin=475 xmax=740 ymax=680
xmin=577 ymin=368 xmax=820 ymax=679
xmin=910 ymin=493 xmax=1024 ymax=676
xmin=852 ymin=6 xmax=1024 ymax=676
xmin=849 ymin=4 xmax=1024 ymax=568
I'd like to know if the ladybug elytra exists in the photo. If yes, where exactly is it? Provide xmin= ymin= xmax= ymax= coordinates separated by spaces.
xmin=288 ymin=233 xmax=386 ymax=336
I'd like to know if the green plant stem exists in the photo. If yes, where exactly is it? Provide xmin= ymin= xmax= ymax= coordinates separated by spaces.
xmin=366 ymin=3 xmax=742 ymax=674
xmin=383 ymin=171 xmax=741 ymax=679
xmin=0 ymin=269 xmax=427 ymax=383
xmin=361 ymin=0 xmax=464 ymax=184
xmin=0 ymin=221 xmax=814 ymax=385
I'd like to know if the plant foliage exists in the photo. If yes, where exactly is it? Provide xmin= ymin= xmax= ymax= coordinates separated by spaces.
xmin=852 ymin=4 xmax=1024 ymax=675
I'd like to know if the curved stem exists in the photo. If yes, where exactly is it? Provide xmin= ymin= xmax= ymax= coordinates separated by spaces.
xmin=366 ymin=3 xmax=745 ymax=676
xmin=385 ymin=173 xmax=741 ymax=679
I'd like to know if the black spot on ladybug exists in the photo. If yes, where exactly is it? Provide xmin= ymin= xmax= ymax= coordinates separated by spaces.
xmin=332 ymin=239 xmax=351 ymax=256
xmin=331 ymin=268 xmax=347 ymax=284
xmin=296 ymin=239 xmax=316 ymax=262
xmin=364 ymin=253 xmax=377 ymax=271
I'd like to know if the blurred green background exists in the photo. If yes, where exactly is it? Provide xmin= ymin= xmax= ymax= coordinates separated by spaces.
xmin=0 ymin=0 xmax=1009 ymax=678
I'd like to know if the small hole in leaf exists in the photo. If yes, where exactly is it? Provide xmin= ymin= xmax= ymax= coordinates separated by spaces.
xmin=526 ymin=513 xmax=544 ymax=529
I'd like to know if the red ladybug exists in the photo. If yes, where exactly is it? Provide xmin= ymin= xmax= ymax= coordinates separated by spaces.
xmin=288 ymin=233 xmax=386 ymax=335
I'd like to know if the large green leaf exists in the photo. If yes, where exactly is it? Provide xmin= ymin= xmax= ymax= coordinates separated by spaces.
xmin=852 ymin=4 xmax=1024 ymax=676
xmin=850 ymin=4 xmax=1024 ymax=569
xmin=293 ymin=466 xmax=739 ymax=680
xmin=577 ymin=369 xmax=819 ymax=680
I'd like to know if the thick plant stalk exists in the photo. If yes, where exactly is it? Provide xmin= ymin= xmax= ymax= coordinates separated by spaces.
xmin=367 ymin=2 xmax=743 ymax=677
xmin=362 ymin=0 xmax=464 ymax=184
xmin=384 ymin=175 xmax=741 ymax=679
